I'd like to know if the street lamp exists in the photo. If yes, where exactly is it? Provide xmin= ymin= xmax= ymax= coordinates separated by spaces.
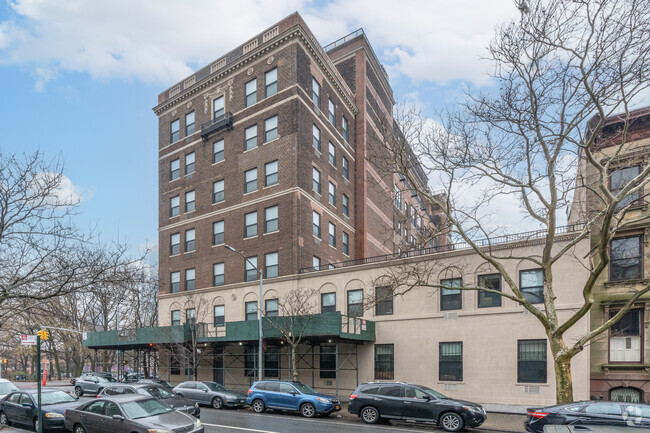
xmin=224 ymin=244 xmax=263 ymax=381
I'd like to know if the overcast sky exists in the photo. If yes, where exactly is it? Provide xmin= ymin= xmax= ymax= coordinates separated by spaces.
xmin=0 ymin=0 xmax=522 ymax=256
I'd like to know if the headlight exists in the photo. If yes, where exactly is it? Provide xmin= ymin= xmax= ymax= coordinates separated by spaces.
xmin=463 ymin=406 xmax=482 ymax=413
xmin=194 ymin=419 xmax=202 ymax=428
xmin=45 ymin=412 xmax=65 ymax=418
xmin=316 ymin=397 xmax=330 ymax=403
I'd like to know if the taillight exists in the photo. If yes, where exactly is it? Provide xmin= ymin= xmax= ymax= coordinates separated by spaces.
xmin=96 ymin=395 xmax=101 ymax=398
xmin=528 ymin=411 xmax=549 ymax=419
xmin=247 ymin=389 xmax=252 ymax=394
xmin=349 ymin=394 xmax=358 ymax=400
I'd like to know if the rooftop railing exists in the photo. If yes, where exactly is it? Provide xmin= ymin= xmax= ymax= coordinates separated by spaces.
xmin=324 ymin=28 xmax=389 ymax=82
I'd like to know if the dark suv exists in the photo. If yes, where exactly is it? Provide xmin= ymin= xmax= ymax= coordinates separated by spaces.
xmin=348 ymin=382 xmax=486 ymax=432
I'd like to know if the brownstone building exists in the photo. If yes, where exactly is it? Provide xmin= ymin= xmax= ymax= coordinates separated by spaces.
xmin=153 ymin=13 xmax=446 ymax=296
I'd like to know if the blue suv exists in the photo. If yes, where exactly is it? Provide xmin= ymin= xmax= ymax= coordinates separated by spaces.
xmin=246 ymin=381 xmax=341 ymax=418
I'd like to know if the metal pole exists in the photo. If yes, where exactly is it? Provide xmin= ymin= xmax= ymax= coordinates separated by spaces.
xmin=258 ymin=271 xmax=263 ymax=382
xmin=37 ymin=335 xmax=42 ymax=433
xmin=335 ymin=343 xmax=339 ymax=399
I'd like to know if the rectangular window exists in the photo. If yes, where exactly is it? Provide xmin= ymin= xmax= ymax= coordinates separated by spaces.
xmin=245 ymin=211 xmax=258 ymax=238
xmin=394 ymin=185 xmax=402 ymax=209
xmin=321 ymin=292 xmax=336 ymax=313
xmin=213 ymin=96 xmax=224 ymax=118
xmin=520 ymin=269 xmax=544 ymax=304
xmin=265 ymin=68 xmax=277 ymax=97
xmin=185 ymin=111 xmax=195 ymax=136
xmin=213 ymin=262 xmax=224 ymax=287
xmin=170 ymin=233 xmax=180 ymax=255
xmin=342 ymin=156 xmax=349 ymax=180
xmin=440 ymin=278 xmax=462 ymax=311
xmin=245 ymin=78 xmax=257 ymax=107
xmin=170 ymin=119 xmax=180 ymax=143
xmin=245 ymin=301 xmax=257 ymax=321
xmin=342 ymin=194 xmax=350 ymax=217
xmin=185 ymin=152 xmax=195 ymax=175
xmin=185 ymin=228 xmax=195 ymax=252
xmin=265 ymin=205 xmax=278 ymax=233
xmin=245 ymin=168 xmax=258 ymax=193
xmin=170 ymin=271 xmax=180 ymax=293
xmin=610 ymin=165 xmax=642 ymax=208
xmin=374 ymin=344 xmax=394 ymax=380
xmin=439 ymin=342 xmax=463 ymax=381
xmin=313 ymin=256 xmax=320 ymax=270
xmin=213 ymin=180 xmax=225 ymax=203
xmin=518 ymin=340 xmax=547 ymax=383
xmin=264 ymin=347 xmax=279 ymax=378
xmin=170 ymin=158 xmax=180 ymax=181
xmin=320 ymin=346 xmax=336 ymax=378
xmin=213 ymin=139 xmax=224 ymax=163
xmin=265 ymin=299 xmax=279 ymax=317
xmin=312 ymin=124 xmax=321 ymax=152
xmin=312 ymin=211 xmax=321 ymax=238
xmin=342 ymin=116 xmax=349 ymax=142
xmin=185 ymin=190 xmax=195 ymax=213
xmin=312 ymin=77 xmax=320 ymax=107
xmin=214 ymin=305 xmax=225 ymax=327
xmin=264 ymin=160 xmax=278 ymax=187
xmin=328 ymin=142 xmax=336 ymax=166
xmin=265 ymin=252 xmax=279 ymax=278
xmin=347 ymin=289 xmax=363 ymax=317
xmin=610 ymin=235 xmax=643 ymax=281
xmin=170 ymin=196 xmax=180 ymax=217
xmin=264 ymin=116 xmax=278 ymax=142
xmin=244 ymin=347 xmax=255 ymax=377
xmin=185 ymin=268 xmax=195 ymax=291
xmin=375 ymin=286 xmax=393 ymax=316
xmin=342 ymin=232 xmax=349 ymax=255
xmin=328 ymin=222 xmax=336 ymax=247
xmin=245 ymin=125 xmax=257 ymax=151
xmin=213 ymin=220 xmax=224 ymax=245
xmin=478 ymin=274 xmax=502 ymax=308
xmin=328 ymin=182 xmax=336 ymax=206
xmin=171 ymin=310 xmax=181 ymax=327
xmin=610 ymin=309 xmax=642 ymax=362
xmin=245 ymin=256 xmax=258 ymax=282
xmin=186 ymin=308 xmax=196 ymax=324
xmin=312 ymin=167 xmax=321 ymax=194
xmin=328 ymin=99 xmax=335 ymax=124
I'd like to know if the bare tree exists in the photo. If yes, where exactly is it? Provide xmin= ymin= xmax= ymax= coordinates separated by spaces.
xmin=373 ymin=0 xmax=650 ymax=403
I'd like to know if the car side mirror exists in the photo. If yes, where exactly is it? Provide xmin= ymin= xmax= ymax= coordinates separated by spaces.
xmin=202 ymin=389 xmax=208 ymax=392
xmin=290 ymin=391 xmax=297 ymax=396
xmin=112 ymin=415 xmax=124 ymax=421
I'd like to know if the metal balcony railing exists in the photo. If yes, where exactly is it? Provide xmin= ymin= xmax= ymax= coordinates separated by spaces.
xmin=201 ymin=112 xmax=233 ymax=140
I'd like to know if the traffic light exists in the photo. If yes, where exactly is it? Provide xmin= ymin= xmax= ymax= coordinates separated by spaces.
xmin=36 ymin=330 xmax=49 ymax=340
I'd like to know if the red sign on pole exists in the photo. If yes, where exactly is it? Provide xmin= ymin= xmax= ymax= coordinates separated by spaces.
xmin=42 ymin=369 xmax=47 ymax=386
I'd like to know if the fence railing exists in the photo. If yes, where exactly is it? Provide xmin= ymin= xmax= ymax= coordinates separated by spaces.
xmin=300 ymin=223 xmax=587 ymax=274
xmin=323 ymin=29 xmax=389 ymax=81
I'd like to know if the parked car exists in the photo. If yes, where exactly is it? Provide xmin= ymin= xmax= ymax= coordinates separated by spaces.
xmin=545 ymin=426 xmax=648 ymax=433
xmin=74 ymin=374 xmax=116 ymax=397
xmin=71 ymin=372 xmax=114 ymax=387
xmin=97 ymin=383 xmax=200 ymax=418
xmin=246 ymin=380 xmax=341 ymax=418
xmin=64 ymin=394 xmax=203 ymax=433
xmin=137 ymin=378 xmax=174 ymax=389
xmin=0 ymin=379 xmax=18 ymax=399
xmin=0 ymin=389 xmax=81 ymax=432
xmin=348 ymin=382 xmax=486 ymax=432
xmin=525 ymin=401 xmax=650 ymax=433
xmin=173 ymin=381 xmax=247 ymax=409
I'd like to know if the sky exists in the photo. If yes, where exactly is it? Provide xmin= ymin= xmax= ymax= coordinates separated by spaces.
xmin=0 ymin=0 xmax=529 ymax=258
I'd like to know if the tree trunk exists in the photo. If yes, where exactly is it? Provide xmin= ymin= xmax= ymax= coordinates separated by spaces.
xmin=51 ymin=339 xmax=62 ymax=380
xmin=291 ymin=345 xmax=298 ymax=382
xmin=549 ymin=335 xmax=574 ymax=404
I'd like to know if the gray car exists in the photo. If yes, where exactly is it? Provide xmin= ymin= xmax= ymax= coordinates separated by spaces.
xmin=173 ymin=381 xmax=247 ymax=409
xmin=64 ymin=394 xmax=203 ymax=433
xmin=74 ymin=374 xmax=116 ymax=397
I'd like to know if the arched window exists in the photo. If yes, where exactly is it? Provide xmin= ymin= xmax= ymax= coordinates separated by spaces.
xmin=610 ymin=387 xmax=642 ymax=403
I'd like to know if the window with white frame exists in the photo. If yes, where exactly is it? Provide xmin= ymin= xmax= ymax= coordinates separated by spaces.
xmin=312 ymin=167 xmax=321 ymax=194
xmin=245 ymin=125 xmax=257 ymax=151
xmin=312 ymin=77 xmax=320 ymax=107
xmin=264 ymin=116 xmax=278 ymax=142
xmin=213 ymin=139 xmax=224 ymax=163
xmin=328 ymin=99 xmax=335 ymax=124
xmin=265 ymin=298 xmax=279 ymax=316
xmin=214 ymin=304 xmax=225 ymax=327
xmin=312 ymin=124 xmax=321 ymax=152
xmin=343 ymin=231 xmax=349 ymax=255
xmin=394 ymin=184 xmax=402 ymax=209
xmin=213 ymin=96 xmax=224 ymax=118
xmin=185 ymin=152 xmax=195 ymax=175
xmin=170 ymin=233 xmax=180 ymax=255
xmin=609 ymin=309 xmax=642 ymax=362
xmin=265 ymin=252 xmax=279 ymax=278
xmin=328 ymin=182 xmax=336 ymax=206
xmin=329 ymin=142 xmax=336 ymax=166
xmin=185 ymin=190 xmax=195 ymax=213
xmin=170 ymin=119 xmax=180 ymax=142
xmin=245 ymin=211 xmax=257 ymax=238
xmin=170 ymin=271 xmax=180 ymax=293
xmin=185 ymin=228 xmax=195 ymax=252
xmin=312 ymin=211 xmax=321 ymax=238
xmin=312 ymin=256 xmax=321 ymax=270
xmin=185 ymin=268 xmax=195 ymax=290
xmin=212 ymin=220 xmax=225 ymax=245
xmin=265 ymin=205 xmax=278 ymax=233
xmin=265 ymin=68 xmax=277 ymax=97
xmin=245 ymin=301 xmax=257 ymax=321
xmin=245 ymin=78 xmax=257 ymax=107
xmin=245 ymin=168 xmax=257 ymax=193
xmin=170 ymin=158 xmax=180 ymax=181
xmin=213 ymin=180 xmax=224 ymax=203
xmin=213 ymin=262 xmax=224 ymax=287
xmin=342 ymin=116 xmax=349 ymax=142
xmin=329 ymin=222 xmax=336 ymax=247
xmin=342 ymin=156 xmax=349 ymax=180
xmin=185 ymin=111 xmax=195 ymax=135
xmin=265 ymin=160 xmax=278 ymax=187
xmin=245 ymin=256 xmax=258 ymax=282
xmin=170 ymin=196 xmax=180 ymax=217
xmin=342 ymin=194 xmax=350 ymax=217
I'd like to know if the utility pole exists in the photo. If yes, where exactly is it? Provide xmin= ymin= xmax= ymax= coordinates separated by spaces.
xmin=36 ymin=334 xmax=42 ymax=433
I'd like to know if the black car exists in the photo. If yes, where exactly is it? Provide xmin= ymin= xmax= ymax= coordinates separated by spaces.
xmin=64 ymin=394 xmax=203 ymax=433
xmin=525 ymin=401 xmax=650 ymax=433
xmin=0 ymin=389 xmax=81 ymax=432
xmin=98 ymin=383 xmax=200 ymax=418
xmin=348 ymin=382 xmax=486 ymax=432
xmin=173 ymin=381 xmax=247 ymax=409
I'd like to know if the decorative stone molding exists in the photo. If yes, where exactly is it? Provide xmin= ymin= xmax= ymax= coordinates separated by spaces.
xmin=211 ymin=58 xmax=226 ymax=74
xmin=169 ymin=85 xmax=181 ymax=97
xmin=186 ymin=102 xmax=192 ymax=109
xmin=243 ymin=38 xmax=259 ymax=54
xmin=184 ymin=76 xmax=196 ymax=88
xmin=267 ymin=56 xmax=275 ymax=65
xmin=172 ymin=109 xmax=177 ymax=116
xmin=247 ymin=67 xmax=254 ymax=76
xmin=231 ymin=293 xmax=237 ymax=301
xmin=263 ymin=26 xmax=279 ymax=44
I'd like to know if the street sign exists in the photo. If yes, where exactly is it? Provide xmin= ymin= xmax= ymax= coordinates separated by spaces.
xmin=20 ymin=335 xmax=37 ymax=345
xmin=361 ymin=320 xmax=367 ymax=331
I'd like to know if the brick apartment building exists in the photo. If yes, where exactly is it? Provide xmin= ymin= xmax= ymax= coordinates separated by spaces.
xmin=153 ymin=13 xmax=446 ymax=296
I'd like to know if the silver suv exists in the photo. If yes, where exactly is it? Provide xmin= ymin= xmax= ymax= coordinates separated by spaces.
xmin=74 ymin=374 xmax=116 ymax=396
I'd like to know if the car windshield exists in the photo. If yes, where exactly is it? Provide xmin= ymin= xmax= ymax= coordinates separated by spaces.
xmin=417 ymin=386 xmax=448 ymax=399
xmin=145 ymin=387 xmax=174 ymax=399
xmin=159 ymin=381 xmax=173 ymax=388
xmin=41 ymin=391 xmax=76 ymax=405
xmin=205 ymin=382 xmax=227 ymax=392
xmin=0 ymin=383 xmax=18 ymax=395
xmin=106 ymin=377 xmax=117 ymax=382
xmin=292 ymin=383 xmax=316 ymax=395
xmin=120 ymin=398 xmax=173 ymax=419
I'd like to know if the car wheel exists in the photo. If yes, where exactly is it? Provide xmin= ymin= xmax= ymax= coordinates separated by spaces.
xmin=212 ymin=397 xmax=223 ymax=409
xmin=74 ymin=423 xmax=87 ymax=433
xmin=75 ymin=386 xmax=83 ymax=397
xmin=252 ymin=399 xmax=265 ymax=413
xmin=300 ymin=403 xmax=316 ymax=418
xmin=33 ymin=417 xmax=40 ymax=432
xmin=0 ymin=411 xmax=11 ymax=426
xmin=360 ymin=406 xmax=380 ymax=424
xmin=439 ymin=412 xmax=464 ymax=432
